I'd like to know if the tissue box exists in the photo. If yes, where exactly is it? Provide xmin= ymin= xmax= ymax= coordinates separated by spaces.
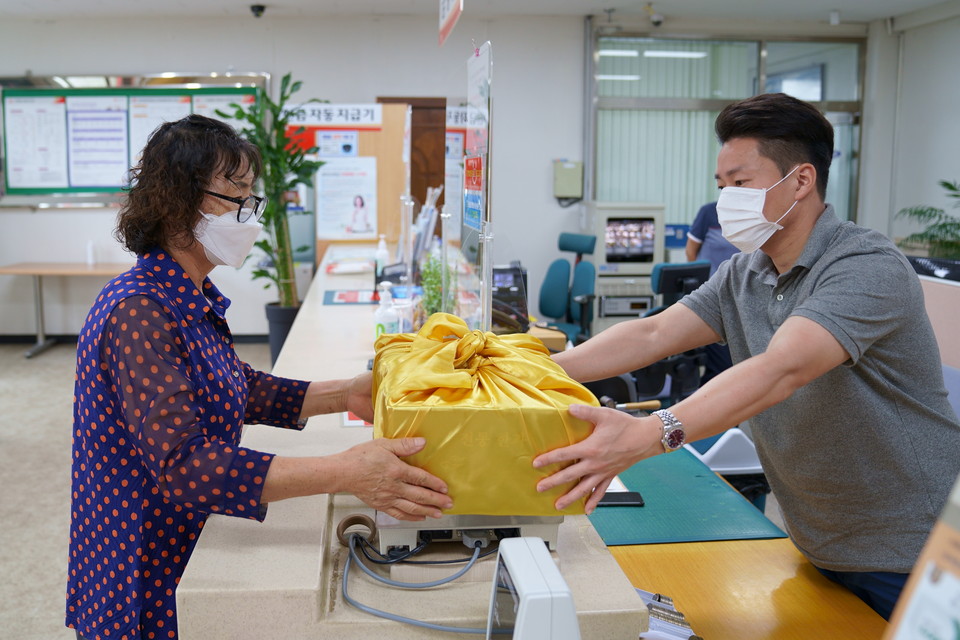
xmin=373 ymin=313 xmax=599 ymax=516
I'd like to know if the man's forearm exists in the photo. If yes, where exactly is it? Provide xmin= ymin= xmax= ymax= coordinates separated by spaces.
xmin=553 ymin=318 xmax=658 ymax=382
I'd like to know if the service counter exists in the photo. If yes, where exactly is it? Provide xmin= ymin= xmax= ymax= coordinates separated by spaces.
xmin=176 ymin=252 xmax=646 ymax=639
xmin=177 ymin=247 xmax=888 ymax=640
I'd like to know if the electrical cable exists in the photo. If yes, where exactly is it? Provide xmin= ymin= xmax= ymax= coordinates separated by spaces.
xmin=342 ymin=532 xmax=508 ymax=635
xmin=348 ymin=532 xmax=481 ymax=589
xmin=356 ymin=534 xmax=498 ymax=566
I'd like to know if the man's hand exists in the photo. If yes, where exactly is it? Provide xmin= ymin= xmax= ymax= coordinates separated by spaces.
xmin=532 ymin=404 xmax=662 ymax=513
xmin=335 ymin=437 xmax=453 ymax=521
xmin=346 ymin=372 xmax=374 ymax=423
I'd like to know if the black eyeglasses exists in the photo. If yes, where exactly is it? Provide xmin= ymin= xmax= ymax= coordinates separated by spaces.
xmin=203 ymin=190 xmax=267 ymax=223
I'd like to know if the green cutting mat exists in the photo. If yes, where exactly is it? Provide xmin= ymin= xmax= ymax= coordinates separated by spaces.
xmin=588 ymin=448 xmax=787 ymax=546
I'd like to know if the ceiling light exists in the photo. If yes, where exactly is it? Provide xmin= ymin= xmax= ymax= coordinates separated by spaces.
xmin=643 ymin=51 xmax=708 ymax=59
xmin=65 ymin=76 xmax=109 ymax=88
xmin=596 ymin=74 xmax=641 ymax=81
xmin=598 ymin=49 xmax=640 ymax=57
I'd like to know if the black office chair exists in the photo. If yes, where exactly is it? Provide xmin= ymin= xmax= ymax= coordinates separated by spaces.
xmin=538 ymin=232 xmax=597 ymax=345
xmin=633 ymin=261 xmax=711 ymax=407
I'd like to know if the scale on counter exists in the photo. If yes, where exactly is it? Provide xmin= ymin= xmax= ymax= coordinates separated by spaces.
xmin=375 ymin=512 xmax=564 ymax=555
xmin=485 ymin=537 xmax=581 ymax=640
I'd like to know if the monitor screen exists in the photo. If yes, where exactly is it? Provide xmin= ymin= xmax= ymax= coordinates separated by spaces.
xmin=604 ymin=217 xmax=657 ymax=263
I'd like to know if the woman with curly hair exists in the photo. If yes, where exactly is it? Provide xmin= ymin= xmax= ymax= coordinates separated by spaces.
xmin=66 ymin=114 xmax=451 ymax=640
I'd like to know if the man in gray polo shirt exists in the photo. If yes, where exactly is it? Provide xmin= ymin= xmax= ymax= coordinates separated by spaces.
xmin=534 ymin=92 xmax=960 ymax=620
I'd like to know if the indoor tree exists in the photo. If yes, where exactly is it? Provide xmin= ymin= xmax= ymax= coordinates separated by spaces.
xmin=220 ymin=73 xmax=323 ymax=308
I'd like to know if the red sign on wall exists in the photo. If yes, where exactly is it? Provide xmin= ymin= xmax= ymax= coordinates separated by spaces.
xmin=464 ymin=155 xmax=483 ymax=190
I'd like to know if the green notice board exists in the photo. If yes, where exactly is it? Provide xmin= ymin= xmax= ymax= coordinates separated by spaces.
xmin=1 ymin=86 xmax=258 ymax=195
xmin=588 ymin=448 xmax=787 ymax=546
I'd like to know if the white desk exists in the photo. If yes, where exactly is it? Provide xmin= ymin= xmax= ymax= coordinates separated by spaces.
xmin=175 ymin=251 xmax=646 ymax=639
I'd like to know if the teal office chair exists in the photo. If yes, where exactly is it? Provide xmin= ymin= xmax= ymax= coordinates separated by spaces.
xmin=633 ymin=260 xmax=711 ymax=406
xmin=538 ymin=232 xmax=597 ymax=345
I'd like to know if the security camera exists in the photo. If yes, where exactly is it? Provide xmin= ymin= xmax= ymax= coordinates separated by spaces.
xmin=650 ymin=12 xmax=664 ymax=27
xmin=250 ymin=4 xmax=265 ymax=18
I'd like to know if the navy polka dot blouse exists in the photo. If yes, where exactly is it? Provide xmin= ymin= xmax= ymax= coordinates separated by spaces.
xmin=66 ymin=250 xmax=309 ymax=640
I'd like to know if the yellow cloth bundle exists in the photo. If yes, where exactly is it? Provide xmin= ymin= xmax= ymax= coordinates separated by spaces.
xmin=373 ymin=313 xmax=599 ymax=516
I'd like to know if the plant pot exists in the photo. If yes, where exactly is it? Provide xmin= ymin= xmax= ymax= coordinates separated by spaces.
xmin=265 ymin=302 xmax=300 ymax=366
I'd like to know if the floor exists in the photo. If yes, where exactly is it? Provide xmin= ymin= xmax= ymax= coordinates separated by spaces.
xmin=0 ymin=339 xmax=783 ymax=639
xmin=0 ymin=340 xmax=271 ymax=640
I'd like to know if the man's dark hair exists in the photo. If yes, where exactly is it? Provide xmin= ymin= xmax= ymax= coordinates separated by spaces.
xmin=715 ymin=93 xmax=833 ymax=200
xmin=115 ymin=114 xmax=262 ymax=255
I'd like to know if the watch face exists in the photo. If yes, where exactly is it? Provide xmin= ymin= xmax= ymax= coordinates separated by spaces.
xmin=664 ymin=428 xmax=685 ymax=450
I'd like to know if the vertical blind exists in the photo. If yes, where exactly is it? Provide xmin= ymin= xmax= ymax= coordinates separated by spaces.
xmin=593 ymin=36 xmax=862 ymax=224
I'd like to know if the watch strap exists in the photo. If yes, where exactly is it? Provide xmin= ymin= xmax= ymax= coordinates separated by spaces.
xmin=653 ymin=409 xmax=686 ymax=452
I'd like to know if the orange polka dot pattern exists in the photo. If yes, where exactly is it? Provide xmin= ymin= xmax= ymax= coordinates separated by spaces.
xmin=66 ymin=250 xmax=309 ymax=640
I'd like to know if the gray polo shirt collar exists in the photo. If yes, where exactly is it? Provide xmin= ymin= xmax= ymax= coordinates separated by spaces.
xmin=747 ymin=204 xmax=839 ymax=286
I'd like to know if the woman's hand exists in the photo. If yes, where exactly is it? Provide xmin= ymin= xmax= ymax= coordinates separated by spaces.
xmin=334 ymin=437 xmax=452 ymax=521
xmin=532 ymin=404 xmax=663 ymax=514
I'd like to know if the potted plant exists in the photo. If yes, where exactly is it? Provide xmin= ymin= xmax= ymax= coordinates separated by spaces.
xmin=895 ymin=179 xmax=960 ymax=260
xmin=220 ymin=73 xmax=323 ymax=363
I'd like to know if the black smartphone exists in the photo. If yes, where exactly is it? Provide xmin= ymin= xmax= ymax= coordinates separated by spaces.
xmin=597 ymin=491 xmax=645 ymax=507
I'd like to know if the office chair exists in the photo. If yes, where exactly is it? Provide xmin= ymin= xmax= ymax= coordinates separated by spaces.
xmin=633 ymin=261 xmax=711 ymax=407
xmin=538 ymin=232 xmax=597 ymax=345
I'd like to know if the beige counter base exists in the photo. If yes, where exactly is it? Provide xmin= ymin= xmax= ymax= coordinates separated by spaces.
xmin=178 ymin=492 xmax=645 ymax=639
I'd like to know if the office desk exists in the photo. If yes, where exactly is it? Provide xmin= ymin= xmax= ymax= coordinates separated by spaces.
xmin=0 ymin=261 xmax=130 ymax=357
xmin=612 ymin=538 xmax=887 ymax=639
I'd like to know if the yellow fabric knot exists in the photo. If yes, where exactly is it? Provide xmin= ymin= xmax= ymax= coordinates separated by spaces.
xmin=453 ymin=329 xmax=487 ymax=372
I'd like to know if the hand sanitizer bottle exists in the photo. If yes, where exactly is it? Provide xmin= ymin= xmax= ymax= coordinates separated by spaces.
xmin=373 ymin=282 xmax=399 ymax=338
xmin=375 ymin=235 xmax=389 ymax=278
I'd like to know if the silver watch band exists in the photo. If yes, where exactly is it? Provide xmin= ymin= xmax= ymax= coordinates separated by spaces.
xmin=653 ymin=409 xmax=685 ymax=452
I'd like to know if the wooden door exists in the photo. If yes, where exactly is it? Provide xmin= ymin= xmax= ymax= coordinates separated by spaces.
xmin=376 ymin=97 xmax=447 ymax=217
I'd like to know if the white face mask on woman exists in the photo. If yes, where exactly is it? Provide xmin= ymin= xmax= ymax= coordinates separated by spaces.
xmin=716 ymin=165 xmax=800 ymax=253
xmin=194 ymin=210 xmax=262 ymax=269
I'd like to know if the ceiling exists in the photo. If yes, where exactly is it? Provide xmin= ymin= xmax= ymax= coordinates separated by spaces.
xmin=0 ymin=0 xmax=951 ymax=25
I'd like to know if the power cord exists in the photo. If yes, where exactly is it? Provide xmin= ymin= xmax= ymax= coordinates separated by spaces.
xmin=342 ymin=532 xmax=508 ymax=634
xmin=355 ymin=534 xmax=499 ymax=566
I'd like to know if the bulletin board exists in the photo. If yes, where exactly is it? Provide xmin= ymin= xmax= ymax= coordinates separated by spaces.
xmin=1 ymin=86 xmax=258 ymax=196
xmin=304 ymin=103 xmax=411 ymax=265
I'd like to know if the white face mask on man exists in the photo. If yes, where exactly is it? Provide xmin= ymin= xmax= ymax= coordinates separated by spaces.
xmin=716 ymin=165 xmax=800 ymax=254
xmin=194 ymin=210 xmax=262 ymax=269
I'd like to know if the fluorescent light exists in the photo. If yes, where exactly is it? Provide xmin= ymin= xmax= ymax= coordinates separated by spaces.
xmin=643 ymin=50 xmax=708 ymax=59
xmin=65 ymin=76 xmax=109 ymax=88
xmin=596 ymin=74 xmax=641 ymax=81
xmin=598 ymin=49 xmax=639 ymax=57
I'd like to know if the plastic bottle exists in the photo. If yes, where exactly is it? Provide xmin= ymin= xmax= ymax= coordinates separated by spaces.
xmin=373 ymin=283 xmax=399 ymax=338
xmin=375 ymin=234 xmax=389 ymax=278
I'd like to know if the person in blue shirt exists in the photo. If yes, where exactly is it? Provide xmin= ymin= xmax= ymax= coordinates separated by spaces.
xmin=685 ymin=201 xmax=739 ymax=383
xmin=66 ymin=115 xmax=452 ymax=640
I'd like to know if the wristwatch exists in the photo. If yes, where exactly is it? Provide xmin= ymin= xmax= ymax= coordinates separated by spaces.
xmin=653 ymin=409 xmax=686 ymax=453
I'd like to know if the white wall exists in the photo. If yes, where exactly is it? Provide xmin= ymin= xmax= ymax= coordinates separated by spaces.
xmin=890 ymin=14 xmax=960 ymax=241
xmin=859 ymin=5 xmax=960 ymax=239
xmin=0 ymin=14 xmax=584 ymax=335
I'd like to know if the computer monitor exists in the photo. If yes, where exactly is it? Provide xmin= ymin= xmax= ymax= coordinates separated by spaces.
xmin=652 ymin=260 xmax=711 ymax=306
xmin=591 ymin=203 xmax=666 ymax=278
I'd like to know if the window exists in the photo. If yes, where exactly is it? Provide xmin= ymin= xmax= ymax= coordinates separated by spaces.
xmin=590 ymin=35 xmax=863 ymax=223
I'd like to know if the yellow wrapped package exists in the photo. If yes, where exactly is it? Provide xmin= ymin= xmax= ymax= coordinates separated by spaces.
xmin=372 ymin=312 xmax=599 ymax=516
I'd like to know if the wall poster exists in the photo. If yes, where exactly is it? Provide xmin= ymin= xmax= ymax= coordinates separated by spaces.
xmin=315 ymin=156 xmax=378 ymax=240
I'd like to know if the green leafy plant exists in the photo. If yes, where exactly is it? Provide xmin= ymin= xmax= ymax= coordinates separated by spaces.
xmin=219 ymin=73 xmax=323 ymax=308
xmin=418 ymin=254 xmax=456 ymax=318
xmin=896 ymin=180 xmax=960 ymax=259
